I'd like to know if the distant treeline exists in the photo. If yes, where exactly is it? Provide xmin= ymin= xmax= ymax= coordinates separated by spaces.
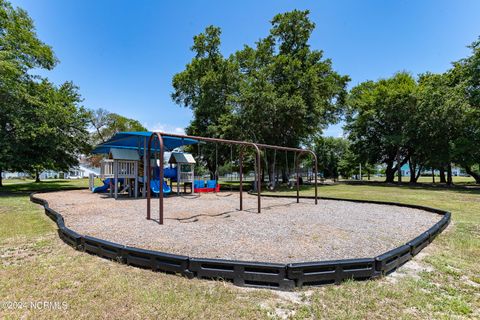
xmin=1 ymin=2 xmax=478 ymax=186
xmin=171 ymin=10 xmax=480 ymax=184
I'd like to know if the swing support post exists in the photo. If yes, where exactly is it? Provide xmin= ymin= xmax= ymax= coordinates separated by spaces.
xmin=147 ymin=132 xmax=164 ymax=223
xmin=295 ymin=152 xmax=300 ymax=203
xmin=256 ymin=144 xmax=318 ymax=205
xmin=239 ymin=147 xmax=243 ymax=211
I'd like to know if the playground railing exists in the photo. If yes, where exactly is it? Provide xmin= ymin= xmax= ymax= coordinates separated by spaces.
xmin=88 ymin=173 xmax=95 ymax=191
xmin=100 ymin=159 xmax=114 ymax=179
xmin=179 ymin=171 xmax=194 ymax=182
xmin=116 ymin=160 xmax=137 ymax=178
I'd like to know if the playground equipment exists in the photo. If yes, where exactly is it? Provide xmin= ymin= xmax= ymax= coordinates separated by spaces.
xmin=92 ymin=178 xmax=111 ymax=193
xmin=90 ymin=132 xmax=199 ymax=199
xmin=150 ymin=179 xmax=171 ymax=195
xmin=192 ymin=143 xmax=223 ymax=194
xmin=146 ymin=132 xmax=318 ymax=224
xmin=89 ymin=149 xmax=139 ymax=198
xmin=89 ymin=131 xmax=318 ymax=224
xmin=92 ymin=178 xmax=118 ymax=193
xmin=104 ymin=148 xmax=139 ymax=199
xmin=194 ymin=179 xmax=221 ymax=193
xmin=168 ymin=152 xmax=195 ymax=194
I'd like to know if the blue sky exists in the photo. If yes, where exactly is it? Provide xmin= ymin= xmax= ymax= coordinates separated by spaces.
xmin=11 ymin=0 xmax=480 ymax=137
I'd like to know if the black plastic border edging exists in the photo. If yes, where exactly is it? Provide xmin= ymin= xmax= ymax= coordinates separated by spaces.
xmin=29 ymin=191 xmax=451 ymax=291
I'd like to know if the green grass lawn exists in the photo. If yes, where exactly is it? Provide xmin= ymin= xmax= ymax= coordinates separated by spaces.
xmin=355 ymin=175 xmax=477 ymax=185
xmin=0 ymin=179 xmax=479 ymax=319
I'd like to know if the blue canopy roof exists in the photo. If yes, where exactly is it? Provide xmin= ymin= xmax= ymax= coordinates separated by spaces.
xmin=92 ymin=132 xmax=198 ymax=154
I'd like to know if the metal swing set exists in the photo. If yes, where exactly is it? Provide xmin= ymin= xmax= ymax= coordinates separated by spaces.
xmin=146 ymin=132 xmax=318 ymax=224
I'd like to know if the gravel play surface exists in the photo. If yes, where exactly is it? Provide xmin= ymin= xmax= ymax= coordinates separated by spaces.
xmin=38 ymin=190 xmax=441 ymax=263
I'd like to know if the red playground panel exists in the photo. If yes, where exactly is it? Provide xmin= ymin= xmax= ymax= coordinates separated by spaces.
xmin=194 ymin=184 xmax=221 ymax=193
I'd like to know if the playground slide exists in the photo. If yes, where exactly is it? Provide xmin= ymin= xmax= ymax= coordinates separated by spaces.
xmin=150 ymin=179 xmax=171 ymax=195
xmin=92 ymin=178 xmax=126 ymax=193
xmin=153 ymin=167 xmax=177 ymax=181
xmin=164 ymin=167 xmax=177 ymax=179
xmin=93 ymin=178 xmax=113 ymax=193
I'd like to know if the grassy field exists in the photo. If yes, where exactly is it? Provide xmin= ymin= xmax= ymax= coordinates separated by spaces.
xmin=355 ymin=175 xmax=477 ymax=185
xmin=0 ymin=179 xmax=479 ymax=319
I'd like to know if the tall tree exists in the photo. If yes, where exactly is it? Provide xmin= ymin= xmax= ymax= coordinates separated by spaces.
xmin=171 ymin=25 xmax=239 ymax=176
xmin=15 ymin=80 xmax=91 ymax=182
xmin=232 ymin=10 xmax=348 ymax=182
xmin=172 ymin=12 xmax=348 ymax=180
xmin=414 ymin=38 xmax=480 ymax=185
xmin=0 ymin=0 xmax=56 ymax=185
xmin=415 ymin=73 xmax=462 ymax=185
xmin=312 ymin=136 xmax=352 ymax=180
xmin=345 ymin=72 xmax=417 ymax=183
xmin=449 ymin=39 xmax=480 ymax=183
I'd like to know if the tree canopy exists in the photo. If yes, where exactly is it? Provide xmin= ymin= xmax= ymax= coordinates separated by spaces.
xmin=2 ymin=0 xmax=479 ymax=186
xmin=172 ymin=10 xmax=349 ymax=179
xmin=345 ymin=39 xmax=480 ymax=184
xmin=89 ymin=108 xmax=147 ymax=145
xmin=312 ymin=136 xmax=356 ymax=180
xmin=0 ymin=0 xmax=90 ymax=184
xmin=345 ymin=72 xmax=417 ymax=182
xmin=172 ymin=11 xmax=480 ymax=185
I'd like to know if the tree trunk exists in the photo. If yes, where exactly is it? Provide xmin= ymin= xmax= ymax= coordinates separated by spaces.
xmin=385 ymin=164 xmax=396 ymax=183
xmin=0 ymin=167 xmax=3 ymax=187
xmin=416 ymin=165 xmax=423 ymax=181
xmin=439 ymin=167 xmax=446 ymax=183
xmin=207 ymin=158 xmax=216 ymax=180
xmin=446 ymin=164 xmax=453 ymax=185
xmin=463 ymin=165 xmax=480 ymax=184
xmin=268 ymin=154 xmax=276 ymax=188
xmin=396 ymin=151 xmax=402 ymax=182
xmin=282 ymin=168 xmax=288 ymax=183
xmin=432 ymin=168 xmax=435 ymax=184
xmin=409 ymin=161 xmax=417 ymax=183
xmin=35 ymin=169 xmax=41 ymax=183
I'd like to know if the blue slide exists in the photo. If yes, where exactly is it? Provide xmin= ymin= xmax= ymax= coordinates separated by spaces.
xmin=93 ymin=178 xmax=113 ymax=193
xmin=92 ymin=178 xmax=125 ymax=193
xmin=150 ymin=179 xmax=171 ymax=195
xmin=153 ymin=167 xmax=178 ymax=181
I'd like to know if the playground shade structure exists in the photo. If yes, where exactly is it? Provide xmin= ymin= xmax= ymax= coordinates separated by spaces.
xmin=92 ymin=131 xmax=199 ymax=154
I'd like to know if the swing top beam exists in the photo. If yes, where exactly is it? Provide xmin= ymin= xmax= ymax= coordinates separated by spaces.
xmin=146 ymin=132 xmax=318 ymax=224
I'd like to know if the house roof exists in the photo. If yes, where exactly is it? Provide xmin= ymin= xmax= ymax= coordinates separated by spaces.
xmin=168 ymin=152 xmax=196 ymax=164
xmin=92 ymin=132 xmax=198 ymax=154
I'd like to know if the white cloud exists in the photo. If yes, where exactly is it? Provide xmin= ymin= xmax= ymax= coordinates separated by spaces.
xmin=146 ymin=123 xmax=185 ymax=135
xmin=322 ymin=122 xmax=345 ymax=138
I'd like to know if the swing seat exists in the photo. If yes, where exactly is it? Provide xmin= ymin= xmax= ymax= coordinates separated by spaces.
xmin=206 ymin=180 xmax=217 ymax=188
xmin=194 ymin=180 xmax=205 ymax=188
xmin=194 ymin=180 xmax=220 ymax=193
